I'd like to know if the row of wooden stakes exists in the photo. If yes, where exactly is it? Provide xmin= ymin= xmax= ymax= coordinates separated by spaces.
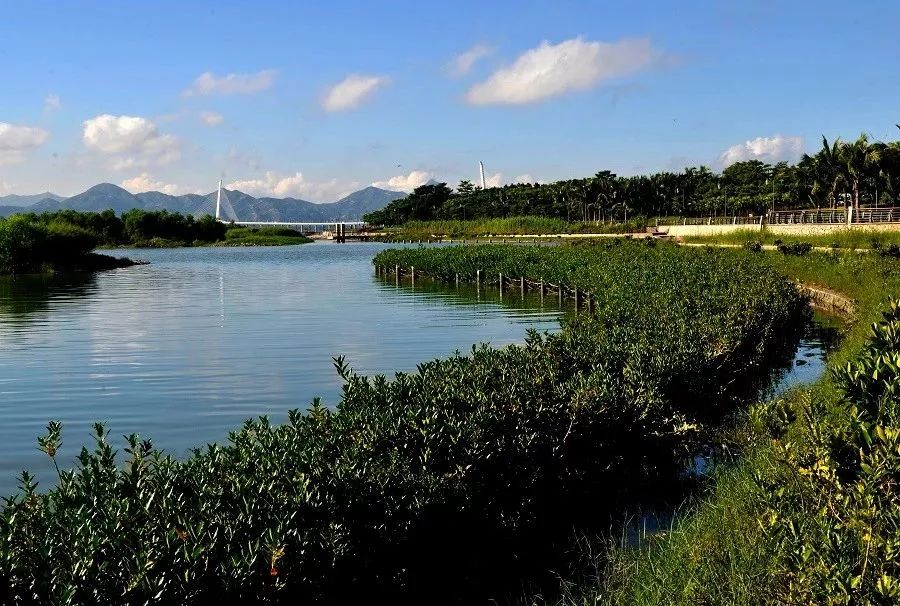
xmin=375 ymin=265 xmax=597 ymax=312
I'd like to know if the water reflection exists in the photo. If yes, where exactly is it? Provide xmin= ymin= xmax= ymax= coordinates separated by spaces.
xmin=0 ymin=273 xmax=98 ymax=327
xmin=0 ymin=243 xmax=562 ymax=493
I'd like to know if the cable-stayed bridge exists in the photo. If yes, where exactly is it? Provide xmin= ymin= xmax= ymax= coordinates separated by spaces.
xmin=211 ymin=181 xmax=366 ymax=238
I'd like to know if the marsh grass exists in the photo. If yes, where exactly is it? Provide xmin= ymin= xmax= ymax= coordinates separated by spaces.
xmin=548 ymin=250 xmax=900 ymax=606
xmin=388 ymin=216 xmax=651 ymax=239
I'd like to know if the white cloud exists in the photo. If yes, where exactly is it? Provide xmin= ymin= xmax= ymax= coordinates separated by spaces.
xmin=513 ymin=173 xmax=539 ymax=184
xmin=183 ymin=69 xmax=277 ymax=97
xmin=0 ymin=123 xmax=49 ymax=165
xmin=448 ymin=44 xmax=491 ymax=76
xmin=226 ymin=171 xmax=357 ymax=202
xmin=372 ymin=170 xmax=433 ymax=192
xmin=199 ymin=110 xmax=224 ymax=126
xmin=322 ymin=74 xmax=390 ymax=112
xmin=719 ymin=134 xmax=804 ymax=167
xmin=466 ymin=37 xmax=661 ymax=106
xmin=483 ymin=172 xmax=503 ymax=188
xmin=121 ymin=172 xmax=183 ymax=195
xmin=44 ymin=94 xmax=61 ymax=111
xmin=82 ymin=114 xmax=181 ymax=169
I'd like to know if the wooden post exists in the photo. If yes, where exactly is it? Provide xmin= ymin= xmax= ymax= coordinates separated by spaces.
xmin=410 ymin=266 xmax=415 ymax=285
xmin=520 ymin=276 xmax=525 ymax=297
xmin=558 ymin=285 xmax=563 ymax=306
xmin=540 ymin=278 xmax=545 ymax=306
xmin=455 ymin=273 xmax=459 ymax=287
xmin=476 ymin=269 xmax=481 ymax=288
xmin=499 ymin=273 xmax=504 ymax=297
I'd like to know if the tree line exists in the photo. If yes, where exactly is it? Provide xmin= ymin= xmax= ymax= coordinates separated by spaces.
xmin=0 ymin=209 xmax=227 ymax=274
xmin=365 ymin=131 xmax=900 ymax=225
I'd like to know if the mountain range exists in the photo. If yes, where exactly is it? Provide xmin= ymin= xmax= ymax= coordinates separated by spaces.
xmin=0 ymin=184 xmax=405 ymax=222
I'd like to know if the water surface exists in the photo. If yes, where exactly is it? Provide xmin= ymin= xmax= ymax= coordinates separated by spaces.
xmin=0 ymin=242 xmax=562 ymax=492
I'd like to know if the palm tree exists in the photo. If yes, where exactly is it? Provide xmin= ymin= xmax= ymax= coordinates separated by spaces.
xmin=806 ymin=137 xmax=844 ymax=209
xmin=838 ymin=133 xmax=881 ymax=211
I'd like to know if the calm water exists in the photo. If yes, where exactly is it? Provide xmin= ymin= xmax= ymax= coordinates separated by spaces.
xmin=0 ymin=242 xmax=563 ymax=493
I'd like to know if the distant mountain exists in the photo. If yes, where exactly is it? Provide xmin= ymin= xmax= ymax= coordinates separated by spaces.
xmin=0 ymin=183 xmax=406 ymax=221
xmin=0 ymin=192 xmax=66 ymax=207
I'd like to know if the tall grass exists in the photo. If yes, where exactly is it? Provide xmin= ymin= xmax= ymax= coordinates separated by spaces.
xmin=390 ymin=216 xmax=651 ymax=239
xmin=683 ymin=227 xmax=900 ymax=250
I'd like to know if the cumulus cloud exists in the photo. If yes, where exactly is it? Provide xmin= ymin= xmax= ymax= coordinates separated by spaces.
xmin=513 ymin=173 xmax=540 ymax=184
xmin=482 ymin=172 xmax=503 ymax=188
xmin=466 ymin=37 xmax=661 ymax=106
xmin=227 ymin=171 xmax=357 ymax=202
xmin=448 ymin=44 xmax=491 ymax=76
xmin=82 ymin=114 xmax=180 ymax=169
xmin=44 ymin=94 xmax=61 ymax=111
xmin=121 ymin=172 xmax=183 ymax=195
xmin=322 ymin=75 xmax=390 ymax=112
xmin=183 ymin=69 xmax=277 ymax=97
xmin=0 ymin=123 xmax=49 ymax=165
xmin=372 ymin=170 xmax=433 ymax=192
xmin=719 ymin=134 xmax=804 ymax=167
xmin=199 ymin=110 xmax=223 ymax=126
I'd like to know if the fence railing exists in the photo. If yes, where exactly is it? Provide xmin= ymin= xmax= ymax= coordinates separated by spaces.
xmin=654 ymin=207 xmax=900 ymax=227
xmin=656 ymin=216 xmax=764 ymax=226
xmin=769 ymin=207 xmax=900 ymax=225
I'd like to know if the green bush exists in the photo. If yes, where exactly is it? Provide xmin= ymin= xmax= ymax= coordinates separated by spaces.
xmin=777 ymin=241 xmax=813 ymax=256
xmin=743 ymin=240 xmax=763 ymax=253
xmin=756 ymin=301 xmax=900 ymax=603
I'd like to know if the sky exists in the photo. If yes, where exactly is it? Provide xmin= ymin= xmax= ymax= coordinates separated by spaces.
xmin=0 ymin=0 xmax=898 ymax=202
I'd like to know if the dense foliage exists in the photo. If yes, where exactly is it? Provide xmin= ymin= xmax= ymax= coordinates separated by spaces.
xmin=0 ymin=210 xmax=313 ymax=273
xmin=556 ymin=251 xmax=900 ymax=605
xmin=365 ymin=132 xmax=900 ymax=226
xmin=756 ymin=302 xmax=900 ymax=602
xmin=0 ymin=215 xmax=125 ymax=275
xmin=3 ymin=209 xmax=227 ymax=249
xmin=0 ymin=242 xmax=805 ymax=603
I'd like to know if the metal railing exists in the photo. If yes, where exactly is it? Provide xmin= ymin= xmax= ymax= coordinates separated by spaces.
xmin=769 ymin=207 xmax=900 ymax=225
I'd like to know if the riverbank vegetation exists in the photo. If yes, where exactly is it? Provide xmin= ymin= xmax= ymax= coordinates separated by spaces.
xmin=0 ymin=214 xmax=137 ymax=275
xmin=217 ymin=226 xmax=313 ymax=247
xmin=683 ymin=227 xmax=900 ymax=251
xmin=365 ymin=131 xmax=900 ymax=226
xmin=381 ymin=216 xmax=650 ymax=240
xmin=0 ymin=241 xmax=806 ymax=603
xmin=546 ymin=249 xmax=900 ymax=605
xmin=0 ymin=210 xmax=312 ymax=274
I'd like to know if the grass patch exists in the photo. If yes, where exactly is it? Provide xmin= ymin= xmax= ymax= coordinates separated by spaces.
xmin=218 ymin=226 xmax=313 ymax=246
xmin=684 ymin=227 xmax=900 ymax=250
xmin=387 ymin=216 xmax=651 ymax=239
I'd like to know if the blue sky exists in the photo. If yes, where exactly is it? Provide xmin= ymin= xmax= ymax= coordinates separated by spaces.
xmin=0 ymin=0 xmax=898 ymax=200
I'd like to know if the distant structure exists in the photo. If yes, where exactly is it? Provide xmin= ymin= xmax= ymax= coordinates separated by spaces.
xmin=215 ymin=179 xmax=222 ymax=221
xmin=479 ymin=161 xmax=486 ymax=190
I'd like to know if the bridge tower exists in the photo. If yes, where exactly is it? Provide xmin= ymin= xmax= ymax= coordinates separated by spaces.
xmin=215 ymin=179 xmax=222 ymax=221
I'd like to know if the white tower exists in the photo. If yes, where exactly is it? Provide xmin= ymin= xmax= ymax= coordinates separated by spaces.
xmin=215 ymin=179 xmax=222 ymax=221
xmin=479 ymin=161 xmax=486 ymax=190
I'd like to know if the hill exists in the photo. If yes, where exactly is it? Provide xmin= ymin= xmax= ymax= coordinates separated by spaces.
xmin=0 ymin=183 xmax=405 ymax=221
